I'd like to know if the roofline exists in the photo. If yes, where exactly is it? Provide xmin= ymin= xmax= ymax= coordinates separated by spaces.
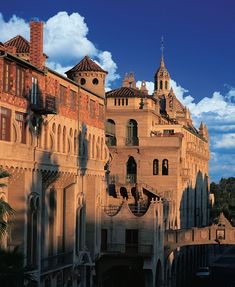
xmin=0 ymin=51 xmax=105 ymax=100
xmin=47 ymin=67 xmax=105 ymax=100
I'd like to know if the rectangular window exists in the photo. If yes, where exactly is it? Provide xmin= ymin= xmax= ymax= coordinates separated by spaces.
xmin=16 ymin=66 xmax=25 ymax=97
xmin=3 ymin=61 xmax=11 ymax=93
xmin=114 ymin=99 xmax=117 ymax=106
xmin=31 ymin=77 xmax=38 ymax=104
xmin=126 ymin=98 xmax=128 ymax=105
xmin=60 ymin=85 xmax=66 ymax=105
xmin=98 ymin=104 xmax=104 ymax=120
xmin=122 ymin=99 xmax=125 ymax=106
xmin=89 ymin=99 xmax=95 ymax=118
xmin=15 ymin=112 xmax=26 ymax=144
xmin=70 ymin=90 xmax=76 ymax=110
xmin=0 ymin=107 xmax=11 ymax=141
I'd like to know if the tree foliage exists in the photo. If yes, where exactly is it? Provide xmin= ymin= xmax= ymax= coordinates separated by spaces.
xmin=210 ymin=177 xmax=235 ymax=225
xmin=0 ymin=169 xmax=15 ymax=239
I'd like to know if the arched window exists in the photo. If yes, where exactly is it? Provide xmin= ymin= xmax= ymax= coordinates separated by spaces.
xmin=92 ymin=135 xmax=95 ymax=158
xmin=62 ymin=126 xmax=66 ymax=153
xmin=162 ymin=159 xmax=169 ymax=175
xmin=77 ymin=207 xmax=84 ymax=251
xmin=74 ymin=130 xmax=77 ymax=154
xmin=160 ymin=80 xmax=163 ymax=90
xmin=126 ymin=119 xmax=138 ymax=146
xmin=27 ymin=194 xmax=39 ymax=267
xmin=160 ymin=96 xmax=166 ymax=114
xmin=165 ymin=81 xmax=168 ymax=90
xmin=126 ymin=156 xmax=137 ymax=183
xmin=153 ymin=159 xmax=159 ymax=175
xmin=57 ymin=125 xmax=61 ymax=152
xmin=48 ymin=188 xmax=56 ymax=255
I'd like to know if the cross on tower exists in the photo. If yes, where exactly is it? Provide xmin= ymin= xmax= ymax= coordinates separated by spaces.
xmin=160 ymin=36 xmax=164 ymax=58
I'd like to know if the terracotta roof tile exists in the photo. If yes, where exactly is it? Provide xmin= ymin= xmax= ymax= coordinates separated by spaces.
xmin=66 ymin=55 xmax=107 ymax=75
xmin=4 ymin=35 xmax=30 ymax=53
xmin=106 ymin=87 xmax=151 ymax=98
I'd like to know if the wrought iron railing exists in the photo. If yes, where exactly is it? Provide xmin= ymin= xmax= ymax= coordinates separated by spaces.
xmin=30 ymin=94 xmax=57 ymax=115
xmin=126 ymin=174 xmax=136 ymax=184
xmin=41 ymin=251 xmax=73 ymax=272
xmin=125 ymin=137 xmax=139 ymax=146
xmin=101 ymin=243 xmax=153 ymax=256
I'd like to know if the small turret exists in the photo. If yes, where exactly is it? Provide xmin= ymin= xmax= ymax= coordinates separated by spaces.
xmin=65 ymin=55 xmax=108 ymax=98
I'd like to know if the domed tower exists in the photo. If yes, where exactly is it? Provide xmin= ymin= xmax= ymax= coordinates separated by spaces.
xmin=65 ymin=55 xmax=108 ymax=98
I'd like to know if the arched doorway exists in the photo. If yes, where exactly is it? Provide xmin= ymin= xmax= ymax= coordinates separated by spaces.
xmin=126 ymin=156 xmax=137 ymax=184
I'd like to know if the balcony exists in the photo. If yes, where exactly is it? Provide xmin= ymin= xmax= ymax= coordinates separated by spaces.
xmin=126 ymin=137 xmax=139 ymax=146
xmin=30 ymin=94 xmax=57 ymax=115
xmin=41 ymin=251 xmax=73 ymax=273
xmin=101 ymin=243 xmax=153 ymax=257
xmin=126 ymin=174 xmax=136 ymax=184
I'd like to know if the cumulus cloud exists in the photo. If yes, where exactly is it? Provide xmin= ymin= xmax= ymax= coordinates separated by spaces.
xmin=0 ymin=11 xmax=120 ymax=89
xmin=0 ymin=13 xmax=29 ymax=41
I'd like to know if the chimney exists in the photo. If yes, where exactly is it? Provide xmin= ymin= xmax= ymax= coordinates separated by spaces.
xmin=29 ymin=21 xmax=44 ymax=70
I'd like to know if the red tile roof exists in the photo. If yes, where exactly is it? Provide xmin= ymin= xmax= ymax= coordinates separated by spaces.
xmin=4 ymin=35 xmax=30 ymax=53
xmin=106 ymin=87 xmax=151 ymax=98
xmin=66 ymin=55 xmax=107 ymax=75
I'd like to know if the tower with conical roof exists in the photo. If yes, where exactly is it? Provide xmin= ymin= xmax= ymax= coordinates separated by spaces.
xmin=65 ymin=55 xmax=108 ymax=98
xmin=154 ymin=51 xmax=170 ymax=97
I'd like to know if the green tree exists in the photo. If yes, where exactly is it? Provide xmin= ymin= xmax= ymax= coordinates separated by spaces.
xmin=0 ymin=169 xmax=15 ymax=239
xmin=210 ymin=177 xmax=235 ymax=225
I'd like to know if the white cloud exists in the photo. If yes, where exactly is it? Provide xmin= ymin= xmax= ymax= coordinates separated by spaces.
xmin=0 ymin=11 xmax=120 ymax=89
xmin=0 ymin=13 xmax=29 ymax=41
xmin=213 ymin=133 xmax=235 ymax=149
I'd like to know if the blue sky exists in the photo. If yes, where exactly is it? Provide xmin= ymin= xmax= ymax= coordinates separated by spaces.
xmin=1 ymin=0 xmax=235 ymax=182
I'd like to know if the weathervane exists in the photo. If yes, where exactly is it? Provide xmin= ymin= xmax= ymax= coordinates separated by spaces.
xmin=160 ymin=36 xmax=164 ymax=58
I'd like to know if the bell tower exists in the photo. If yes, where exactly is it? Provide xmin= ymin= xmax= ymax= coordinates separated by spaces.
xmin=154 ymin=37 xmax=170 ymax=97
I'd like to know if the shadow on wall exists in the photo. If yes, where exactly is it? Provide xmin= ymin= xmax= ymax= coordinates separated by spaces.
xmin=78 ymin=122 xmax=88 ymax=176
xmin=180 ymin=171 xmax=209 ymax=229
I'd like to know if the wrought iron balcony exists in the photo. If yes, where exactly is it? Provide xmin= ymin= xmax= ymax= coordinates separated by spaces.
xmin=41 ymin=251 xmax=73 ymax=273
xmin=125 ymin=137 xmax=139 ymax=146
xmin=101 ymin=243 xmax=153 ymax=257
xmin=126 ymin=174 xmax=136 ymax=184
xmin=30 ymin=94 xmax=57 ymax=115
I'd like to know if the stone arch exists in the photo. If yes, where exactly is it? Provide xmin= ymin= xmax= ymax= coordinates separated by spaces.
xmin=88 ymin=133 xmax=91 ymax=158
xmin=62 ymin=126 xmax=66 ymax=153
xmin=101 ymin=137 xmax=104 ymax=160
xmin=44 ymin=121 xmax=49 ymax=149
xmin=27 ymin=192 xmax=40 ymax=267
xmin=96 ymin=136 xmax=100 ymax=159
xmin=57 ymin=124 xmax=61 ymax=152
xmin=92 ymin=134 xmax=95 ymax=158
xmin=74 ymin=129 xmax=77 ymax=154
